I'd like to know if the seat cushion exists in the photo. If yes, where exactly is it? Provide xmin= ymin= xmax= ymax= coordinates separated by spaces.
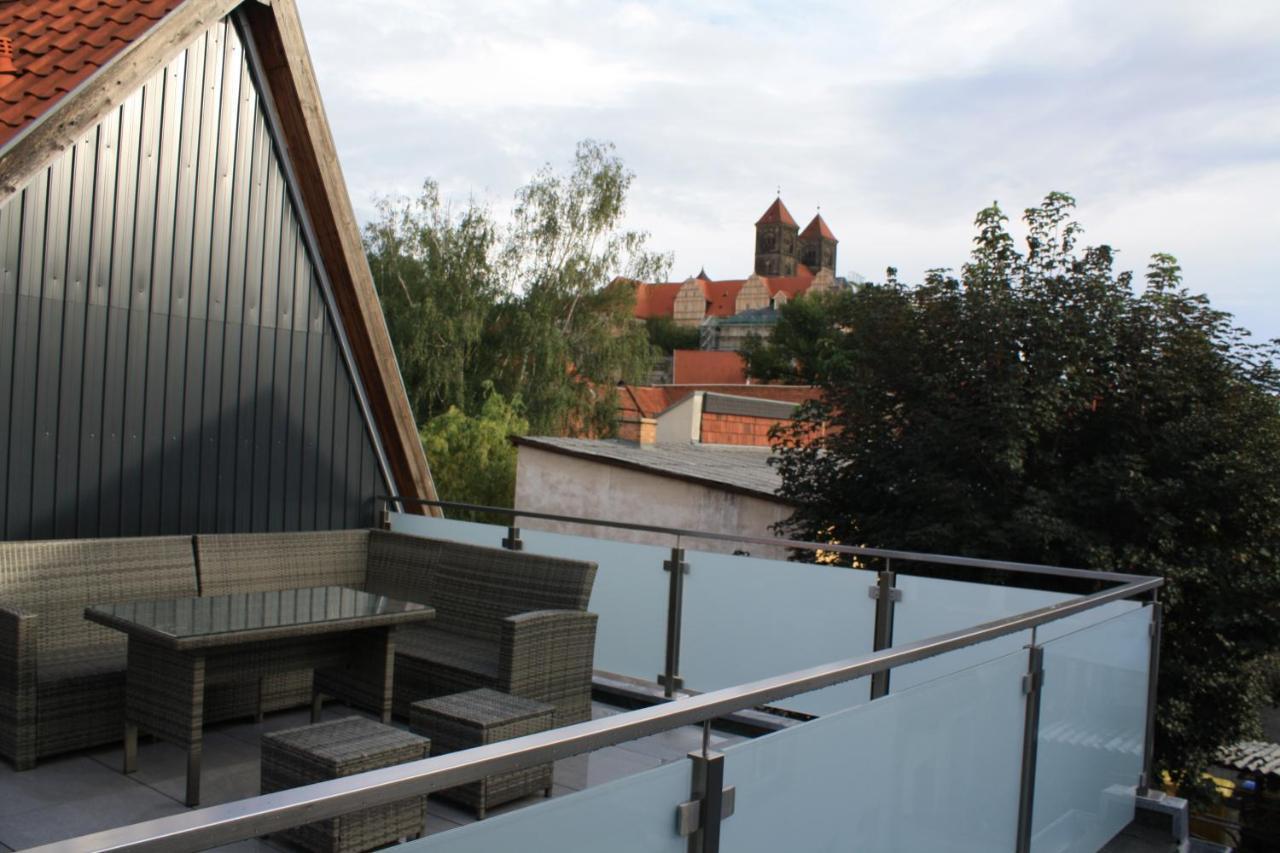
xmin=37 ymin=641 xmax=126 ymax=684
xmin=397 ymin=625 xmax=499 ymax=681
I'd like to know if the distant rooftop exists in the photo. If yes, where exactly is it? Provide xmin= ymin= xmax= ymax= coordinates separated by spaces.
xmin=513 ymin=437 xmax=787 ymax=501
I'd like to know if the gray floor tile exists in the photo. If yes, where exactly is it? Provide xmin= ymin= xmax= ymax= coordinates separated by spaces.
xmin=0 ymin=781 xmax=185 ymax=850
xmin=88 ymin=730 xmax=262 ymax=807
xmin=0 ymin=753 xmax=160 ymax=818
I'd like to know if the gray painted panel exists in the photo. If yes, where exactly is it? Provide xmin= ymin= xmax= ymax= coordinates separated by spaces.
xmin=7 ymin=179 xmax=48 ymax=538
xmin=0 ymin=17 xmax=390 ymax=541
xmin=0 ymin=201 xmax=19 ymax=532
xmin=55 ymin=133 xmax=98 ymax=538
xmin=30 ymin=149 xmax=73 ymax=539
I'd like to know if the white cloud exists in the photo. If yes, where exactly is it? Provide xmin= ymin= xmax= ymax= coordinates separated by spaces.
xmin=297 ymin=0 xmax=1280 ymax=338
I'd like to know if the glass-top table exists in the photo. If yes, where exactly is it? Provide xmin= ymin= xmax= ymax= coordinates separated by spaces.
xmin=87 ymin=586 xmax=431 ymax=647
xmin=85 ymin=586 xmax=435 ymax=806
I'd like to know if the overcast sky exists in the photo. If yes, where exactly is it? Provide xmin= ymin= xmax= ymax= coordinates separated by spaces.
xmin=297 ymin=0 xmax=1280 ymax=341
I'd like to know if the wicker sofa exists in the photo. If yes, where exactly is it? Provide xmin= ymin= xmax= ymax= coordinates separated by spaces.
xmin=0 ymin=536 xmax=199 ymax=770
xmin=196 ymin=529 xmax=599 ymax=726
xmin=0 ymin=528 xmax=598 ymax=770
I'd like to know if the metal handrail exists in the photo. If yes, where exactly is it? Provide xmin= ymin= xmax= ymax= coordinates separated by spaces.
xmin=32 ymin=574 xmax=1161 ymax=853
xmin=381 ymin=496 xmax=1153 ymax=585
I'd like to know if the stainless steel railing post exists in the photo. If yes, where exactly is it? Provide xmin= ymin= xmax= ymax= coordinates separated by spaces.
xmin=1139 ymin=598 xmax=1163 ymax=794
xmin=869 ymin=559 xmax=899 ymax=699
xmin=661 ymin=546 xmax=689 ymax=697
xmin=1015 ymin=640 xmax=1046 ymax=853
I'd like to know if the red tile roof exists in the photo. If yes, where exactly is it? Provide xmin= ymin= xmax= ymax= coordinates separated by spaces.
xmin=632 ymin=281 xmax=682 ymax=318
xmin=673 ymin=350 xmax=747 ymax=385
xmin=0 ymin=0 xmax=185 ymax=148
xmin=755 ymin=197 xmax=797 ymax=227
xmin=800 ymin=213 xmax=837 ymax=241
xmin=703 ymin=278 xmax=745 ymax=317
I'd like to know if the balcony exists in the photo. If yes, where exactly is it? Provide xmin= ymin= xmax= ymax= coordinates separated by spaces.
xmin=8 ymin=500 xmax=1174 ymax=853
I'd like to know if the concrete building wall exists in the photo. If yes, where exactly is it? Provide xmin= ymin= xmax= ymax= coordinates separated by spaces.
xmin=513 ymin=446 xmax=794 ymax=559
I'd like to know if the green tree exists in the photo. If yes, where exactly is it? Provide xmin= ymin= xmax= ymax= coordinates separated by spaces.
xmin=365 ymin=181 xmax=501 ymax=425
xmin=486 ymin=140 xmax=671 ymax=435
xmin=369 ymin=142 xmax=670 ymax=438
xmin=644 ymin=315 xmax=701 ymax=354
xmin=765 ymin=193 xmax=1280 ymax=790
xmin=419 ymin=384 xmax=528 ymax=521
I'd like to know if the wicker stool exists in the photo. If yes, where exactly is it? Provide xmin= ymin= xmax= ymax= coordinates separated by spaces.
xmin=261 ymin=716 xmax=430 ymax=853
xmin=410 ymin=688 xmax=555 ymax=818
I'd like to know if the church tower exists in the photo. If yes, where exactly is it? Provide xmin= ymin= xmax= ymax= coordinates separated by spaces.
xmin=754 ymin=198 xmax=799 ymax=276
xmin=799 ymin=213 xmax=838 ymax=272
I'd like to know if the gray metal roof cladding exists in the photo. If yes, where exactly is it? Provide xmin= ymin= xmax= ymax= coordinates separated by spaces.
xmin=516 ymin=437 xmax=785 ymax=500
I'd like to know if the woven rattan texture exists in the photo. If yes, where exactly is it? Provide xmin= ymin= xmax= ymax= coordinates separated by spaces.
xmin=410 ymin=688 xmax=554 ymax=818
xmin=262 ymin=716 xmax=429 ymax=853
xmin=0 ymin=535 xmax=197 ymax=767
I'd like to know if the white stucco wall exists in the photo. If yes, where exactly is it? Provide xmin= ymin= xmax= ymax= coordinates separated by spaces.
xmin=513 ymin=445 xmax=794 ymax=559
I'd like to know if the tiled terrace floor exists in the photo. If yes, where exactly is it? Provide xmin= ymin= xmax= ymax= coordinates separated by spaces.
xmin=0 ymin=701 xmax=743 ymax=851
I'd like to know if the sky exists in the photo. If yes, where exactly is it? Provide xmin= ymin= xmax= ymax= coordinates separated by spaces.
xmin=297 ymin=0 xmax=1280 ymax=341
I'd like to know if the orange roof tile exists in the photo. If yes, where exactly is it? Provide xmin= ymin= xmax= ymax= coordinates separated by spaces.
xmin=765 ymin=273 xmax=815 ymax=300
xmin=673 ymin=350 xmax=747 ymax=385
xmin=755 ymin=197 xmax=797 ymax=227
xmin=632 ymin=281 xmax=683 ymax=318
xmin=702 ymin=278 xmax=744 ymax=317
xmin=0 ymin=0 xmax=185 ymax=148
xmin=800 ymin=213 xmax=837 ymax=241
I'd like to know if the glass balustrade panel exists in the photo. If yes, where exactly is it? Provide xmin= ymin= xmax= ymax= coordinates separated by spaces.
xmin=680 ymin=550 xmax=877 ymax=714
xmin=397 ymin=759 xmax=689 ymax=853
xmin=721 ymin=642 xmax=1028 ymax=853
xmin=1031 ymin=605 xmax=1152 ymax=853
xmin=388 ymin=513 xmax=506 ymax=549
xmin=891 ymin=575 xmax=1139 ymax=692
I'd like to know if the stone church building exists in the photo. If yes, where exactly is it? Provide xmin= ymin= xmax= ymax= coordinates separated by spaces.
xmin=630 ymin=198 xmax=843 ymax=346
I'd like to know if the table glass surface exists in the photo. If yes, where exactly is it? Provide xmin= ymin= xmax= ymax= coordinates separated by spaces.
xmin=87 ymin=586 xmax=429 ymax=639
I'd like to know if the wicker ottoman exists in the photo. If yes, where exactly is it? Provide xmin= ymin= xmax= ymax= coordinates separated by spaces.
xmin=261 ymin=717 xmax=430 ymax=853
xmin=410 ymin=688 xmax=555 ymax=818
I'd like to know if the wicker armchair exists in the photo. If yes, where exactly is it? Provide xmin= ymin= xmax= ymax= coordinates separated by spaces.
xmin=0 ymin=537 xmax=199 ymax=769
xmin=317 ymin=532 xmax=598 ymax=726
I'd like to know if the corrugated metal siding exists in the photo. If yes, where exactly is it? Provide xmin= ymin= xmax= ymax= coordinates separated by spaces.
xmin=0 ymin=18 xmax=389 ymax=541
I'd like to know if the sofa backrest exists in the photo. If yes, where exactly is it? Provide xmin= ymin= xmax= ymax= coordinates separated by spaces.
xmin=365 ymin=530 xmax=441 ymax=604
xmin=422 ymin=539 xmax=597 ymax=640
xmin=195 ymin=530 xmax=370 ymax=596
xmin=0 ymin=536 xmax=198 ymax=660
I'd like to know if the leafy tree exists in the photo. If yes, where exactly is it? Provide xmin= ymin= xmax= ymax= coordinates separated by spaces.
xmin=644 ymin=315 xmax=701 ymax=355
xmin=419 ymin=384 xmax=528 ymax=521
xmin=365 ymin=181 xmax=500 ymax=424
xmin=368 ymin=141 xmax=669 ymax=438
xmin=764 ymin=192 xmax=1280 ymax=789
xmin=485 ymin=140 xmax=670 ymax=435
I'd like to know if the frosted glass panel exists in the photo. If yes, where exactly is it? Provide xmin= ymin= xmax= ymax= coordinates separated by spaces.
xmin=892 ymin=576 xmax=1081 ymax=692
xmin=388 ymin=513 xmax=505 ymax=548
xmin=520 ymin=529 xmax=670 ymax=683
xmin=721 ymin=644 xmax=1028 ymax=853
xmin=681 ymin=551 xmax=876 ymax=714
xmin=400 ymin=760 xmax=688 ymax=853
xmin=1032 ymin=606 xmax=1151 ymax=853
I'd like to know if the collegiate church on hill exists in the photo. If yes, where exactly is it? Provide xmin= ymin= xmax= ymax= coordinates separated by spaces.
xmin=630 ymin=198 xmax=842 ymax=333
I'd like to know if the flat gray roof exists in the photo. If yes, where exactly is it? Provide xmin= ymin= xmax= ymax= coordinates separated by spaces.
xmin=514 ymin=437 xmax=789 ymax=502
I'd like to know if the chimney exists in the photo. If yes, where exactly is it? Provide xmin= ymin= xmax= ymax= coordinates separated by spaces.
xmin=0 ymin=38 xmax=17 ymax=84
xmin=617 ymin=416 xmax=657 ymax=446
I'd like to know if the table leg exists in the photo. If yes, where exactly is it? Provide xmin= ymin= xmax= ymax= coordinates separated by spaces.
xmin=124 ymin=722 xmax=137 ymax=774
xmin=186 ymin=742 xmax=202 ymax=807
xmin=353 ymin=627 xmax=395 ymax=724
xmin=126 ymin=639 xmax=206 ymax=804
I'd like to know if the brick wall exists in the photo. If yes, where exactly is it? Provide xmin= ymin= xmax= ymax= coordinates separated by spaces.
xmin=699 ymin=412 xmax=788 ymax=447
